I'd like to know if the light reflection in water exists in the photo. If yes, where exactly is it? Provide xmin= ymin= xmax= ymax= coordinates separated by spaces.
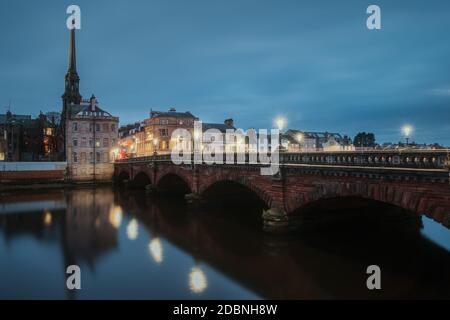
xmin=148 ymin=238 xmax=163 ymax=264
xmin=43 ymin=210 xmax=52 ymax=226
xmin=108 ymin=205 xmax=123 ymax=229
xmin=189 ymin=267 xmax=208 ymax=294
xmin=127 ymin=218 xmax=139 ymax=241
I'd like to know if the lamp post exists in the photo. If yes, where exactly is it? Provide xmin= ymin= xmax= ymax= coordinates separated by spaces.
xmin=402 ymin=125 xmax=413 ymax=147
xmin=296 ymin=133 xmax=304 ymax=152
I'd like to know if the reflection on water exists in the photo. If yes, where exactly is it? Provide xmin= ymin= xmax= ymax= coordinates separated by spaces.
xmin=0 ymin=187 xmax=449 ymax=299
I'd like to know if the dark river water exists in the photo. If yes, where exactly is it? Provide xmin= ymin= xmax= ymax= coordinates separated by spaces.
xmin=0 ymin=186 xmax=449 ymax=299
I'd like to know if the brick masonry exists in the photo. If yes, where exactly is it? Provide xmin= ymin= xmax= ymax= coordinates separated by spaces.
xmin=115 ymin=160 xmax=450 ymax=228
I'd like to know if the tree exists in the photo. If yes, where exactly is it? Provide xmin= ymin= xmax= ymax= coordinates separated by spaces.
xmin=353 ymin=132 xmax=376 ymax=148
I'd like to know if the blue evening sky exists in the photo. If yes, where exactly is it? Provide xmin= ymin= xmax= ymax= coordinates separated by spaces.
xmin=0 ymin=0 xmax=449 ymax=145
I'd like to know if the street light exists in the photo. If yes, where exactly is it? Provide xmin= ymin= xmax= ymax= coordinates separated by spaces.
xmin=275 ymin=117 xmax=286 ymax=132
xmin=402 ymin=125 xmax=413 ymax=146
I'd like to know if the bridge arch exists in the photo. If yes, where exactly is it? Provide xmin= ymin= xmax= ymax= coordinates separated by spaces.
xmin=133 ymin=171 xmax=152 ymax=188
xmin=116 ymin=171 xmax=130 ymax=186
xmin=156 ymin=173 xmax=192 ymax=195
xmin=286 ymin=181 xmax=437 ymax=220
xmin=199 ymin=175 xmax=273 ymax=208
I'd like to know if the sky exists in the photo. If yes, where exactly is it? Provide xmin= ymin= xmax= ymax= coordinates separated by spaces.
xmin=0 ymin=0 xmax=449 ymax=145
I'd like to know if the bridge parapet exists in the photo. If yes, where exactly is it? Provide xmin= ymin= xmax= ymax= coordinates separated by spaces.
xmin=281 ymin=150 xmax=450 ymax=169
xmin=115 ymin=150 xmax=450 ymax=170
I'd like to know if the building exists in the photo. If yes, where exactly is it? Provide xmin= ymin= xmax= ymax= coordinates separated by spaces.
xmin=117 ymin=122 xmax=143 ymax=158
xmin=61 ymin=24 xmax=119 ymax=181
xmin=0 ymin=111 xmax=58 ymax=161
xmin=202 ymin=119 xmax=236 ymax=153
xmin=144 ymin=108 xmax=198 ymax=154
xmin=282 ymin=129 xmax=354 ymax=152
xmin=283 ymin=130 xmax=317 ymax=152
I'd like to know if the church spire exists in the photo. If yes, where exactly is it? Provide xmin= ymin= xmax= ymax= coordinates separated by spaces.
xmin=68 ymin=25 xmax=77 ymax=73
xmin=62 ymin=20 xmax=81 ymax=107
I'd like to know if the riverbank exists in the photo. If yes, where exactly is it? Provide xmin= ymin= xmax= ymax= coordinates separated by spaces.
xmin=0 ymin=181 xmax=114 ymax=194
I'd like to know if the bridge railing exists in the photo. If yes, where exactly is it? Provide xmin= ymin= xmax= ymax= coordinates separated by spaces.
xmin=280 ymin=150 xmax=450 ymax=169
xmin=115 ymin=150 xmax=450 ymax=170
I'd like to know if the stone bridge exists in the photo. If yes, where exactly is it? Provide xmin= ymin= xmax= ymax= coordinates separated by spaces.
xmin=114 ymin=150 xmax=450 ymax=232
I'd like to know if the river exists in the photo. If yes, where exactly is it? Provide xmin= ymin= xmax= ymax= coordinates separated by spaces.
xmin=0 ymin=187 xmax=449 ymax=299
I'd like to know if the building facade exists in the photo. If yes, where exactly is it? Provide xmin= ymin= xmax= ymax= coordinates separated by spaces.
xmin=0 ymin=111 xmax=58 ymax=161
xmin=62 ymin=24 xmax=118 ymax=181
xmin=144 ymin=108 xmax=198 ymax=154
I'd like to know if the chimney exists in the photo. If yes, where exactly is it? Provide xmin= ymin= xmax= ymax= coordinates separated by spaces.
xmin=89 ymin=94 xmax=96 ymax=112
xmin=224 ymin=118 xmax=234 ymax=127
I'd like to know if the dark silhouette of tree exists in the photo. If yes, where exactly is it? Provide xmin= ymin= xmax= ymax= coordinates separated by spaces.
xmin=353 ymin=132 xmax=376 ymax=147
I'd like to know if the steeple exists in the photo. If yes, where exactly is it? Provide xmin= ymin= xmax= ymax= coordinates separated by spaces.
xmin=62 ymin=20 xmax=82 ymax=107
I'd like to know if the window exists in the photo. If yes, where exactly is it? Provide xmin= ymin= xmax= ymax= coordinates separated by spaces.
xmin=81 ymin=152 xmax=86 ymax=163
xmin=73 ymin=123 xmax=78 ymax=131
xmin=89 ymin=139 xmax=93 ymax=147
xmin=89 ymin=152 xmax=94 ymax=163
xmin=89 ymin=123 xmax=93 ymax=132
xmin=96 ymin=152 xmax=101 ymax=163
xmin=95 ymin=138 xmax=100 ymax=147
xmin=111 ymin=124 xmax=115 ymax=132
xmin=159 ymin=129 xmax=169 ymax=137
xmin=73 ymin=152 xmax=78 ymax=163
xmin=103 ymin=138 xmax=109 ymax=148
xmin=160 ymin=119 xmax=169 ymax=125
xmin=102 ymin=123 xmax=108 ymax=132
xmin=73 ymin=139 xmax=78 ymax=147
xmin=96 ymin=124 xmax=100 ymax=132
xmin=81 ymin=137 xmax=87 ymax=147
xmin=103 ymin=152 xmax=108 ymax=163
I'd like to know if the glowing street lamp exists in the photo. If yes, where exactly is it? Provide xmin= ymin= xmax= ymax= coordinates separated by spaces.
xmin=402 ymin=125 xmax=413 ymax=146
xmin=275 ymin=117 xmax=286 ymax=132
